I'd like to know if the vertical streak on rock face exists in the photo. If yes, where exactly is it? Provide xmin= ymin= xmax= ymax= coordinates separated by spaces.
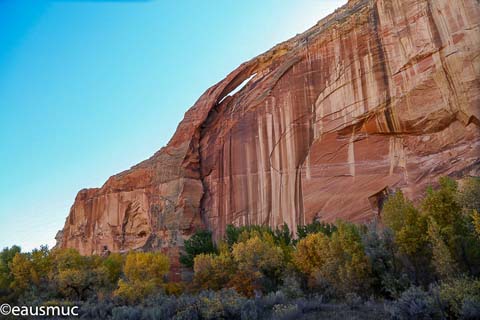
xmin=348 ymin=130 xmax=356 ymax=177
xmin=372 ymin=1 xmax=394 ymax=132
xmin=57 ymin=0 xmax=480 ymax=272
xmin=389 ymin=137 xmax=407 ymax=176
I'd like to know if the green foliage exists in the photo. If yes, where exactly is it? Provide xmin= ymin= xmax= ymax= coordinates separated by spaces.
xmin=2 ymin=245 xmax=53 ymax=301
xmin=193 ymin=250 xmax=234 ymax=291
xmin=51 ymin=248 xmax=108 ymax=301
xmin=458 ymin=176 xmax=480 ymax=212
xmin=296 ymin=220 xmax=337 ymax=239
xmin=0 ymin=245 xmax=21 ymax=298
xmin=421 ymin=177 xmax=463 ymax=254
xmin=193 ymin=231 xmax=287 ymax=296
xmin=9 ymin=253 xmax=34 ymax=294
xmin=293 ymin=221 xmax=371 ymax=296
xmin=102 ymin=253 xmax=124 ymax=288
xmin=386 ymin=286 xmax=440 ymax=320
xmin=293 ymin=231 xmax=330 ymax=277
xmin=427 ymin=217 xmax=458 ymax=280
xmin=273 ymin=223 xmax=293 ymax=246
xmin=114 ymin=251 xmax=169 ymax=303
xmin=421 ymin=177 xmax=480 ymax=277
xmin=382 ymin=191 xmax=429 ymax=257
xmin=472 ymin=210 xmax=480 ymax=239
xmin=328 ymin=221 xmax=372 ymax=295
xmin=225 ymin=224 xmax=273 ymax=248
xmin=232 ymin=233 xmax=284 ymax=295
xmin=180 ymin=230 xmax=217 ymax=268
xmin=436 ymin=277 xmax=480 ymax=318
xmin=361 ymin=222 xmax=408 ymax=298
xmin=381 ymin=191 xmax=432 ymax=284
xmin=277 ymin=275 xmax=304 ymax=299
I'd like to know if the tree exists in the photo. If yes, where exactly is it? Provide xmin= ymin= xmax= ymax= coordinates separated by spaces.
xmin=293 ymin=222 xmax=371 ymax=296
xmin=273 ymin=224 xmax=292 ymax=245
xmin=51 ymin=248 xmax=109 ymax=301
xmin=273 ymin=224 xmax=294 ymax=263
xmin=225 ymin=224 xmax=274 ymax=247
xmin=422 ymin=177 xmax=480 ymax=275
xmin=296 ymin=220 xmax=337 ymax=239
xmin=382 ymin=191 xmax=428 ymax=256
xmin=472 ymin=210 xmax=480 ymax=239
xmin=231 ymin=233 xmax=284 ymax=294
xmin=293 ymin=232 xmax=331 ymax=276
xmin=193 ymin=232 xmax=285 ymax=296
xmin=0 ymin=245 xmax=21 ymax=299
xmin=427 ymin=217 xmax=458 ymax=279
xmin=9 ymin=253 xmax=34 ymax=295
xmin=382 ymin=190 xmax=431 ymax=283
xmin=193 ymin=246 xmax=235 ymax=292
xmin=57 ymin=268 xmax=99 ymax=300
xmin=421 ymin=177 xmax=463 ymax=254
xmin=362 ymin=222 xmax=408 ymax=298
xmin=458 ymin=177 xmax=480 ymax=212
xmin=114 ymin=251 xmax=169 ymax=303
xmin=328 ymin=221 xmax=371 ymax=295
xmin=180 ymin=230 xmax=216 ymax=268
xmin=101 ymin=253 xmax=124 ymax=288
xmin=29 ymin=245 xmax=52 ymax=285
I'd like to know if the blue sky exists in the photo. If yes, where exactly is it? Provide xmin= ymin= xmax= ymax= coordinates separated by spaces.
xmin=0 ymin=0 xmax=345 ymax=251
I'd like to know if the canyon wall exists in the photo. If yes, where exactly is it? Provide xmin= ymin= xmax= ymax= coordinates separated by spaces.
xmin=57 ymin=0 xmax=480 ymax=275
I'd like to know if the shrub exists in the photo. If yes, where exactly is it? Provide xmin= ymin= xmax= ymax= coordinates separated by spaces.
xmin=278 ymin=275 xmax=303 ymax=299
xmin=180 ymin=230 xmax=217 ymax=268
xmin=262 ymin=291 xmax=287 ymax=309
xmin=295 ymin=295 xmax=324 ymax=313
xmin=460 ymin=298 xmax=480 ymax=320
xmin=271 ymin=303 xmax=300 ymax=320
xmin=197 ymin=289 xmax=247 ymax=319
xmin=172 ymin=306 xmax=200 ymax=320
xmin=437 ymin=277 xmax=480 ymax=318
xmin=111 ymin=306 xmax=142 ymax=320
xmin=240 ymin=299 xmax=259 ymax=320
xmin=387 ymin=286 xmax=439 ymax=320
xmin=164 ymin=282 xmax=185 ymax=296
xmin=345 ymin=292 xmax=362 ymax=310
xmin=79 ymin=299 xmax=115 ymax=319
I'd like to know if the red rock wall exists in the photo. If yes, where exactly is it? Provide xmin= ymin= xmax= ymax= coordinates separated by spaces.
xmin=57 ymin=0 xmax=480 ymax=264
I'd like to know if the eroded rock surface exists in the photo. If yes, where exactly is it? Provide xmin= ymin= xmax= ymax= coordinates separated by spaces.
xmin=57 ymin=0 xmax=480 ymax=271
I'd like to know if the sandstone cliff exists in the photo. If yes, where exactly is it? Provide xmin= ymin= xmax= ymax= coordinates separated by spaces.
xmin=56 ymin=0 xmax=480 ymax=272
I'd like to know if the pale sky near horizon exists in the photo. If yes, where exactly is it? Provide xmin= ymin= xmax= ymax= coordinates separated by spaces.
xmin=0 ymin=0 xmax=346 ymax=252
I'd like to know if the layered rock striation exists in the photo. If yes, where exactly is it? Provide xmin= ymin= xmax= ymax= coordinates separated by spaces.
xmin=57 ymin=0 xmax=480 ymax=268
